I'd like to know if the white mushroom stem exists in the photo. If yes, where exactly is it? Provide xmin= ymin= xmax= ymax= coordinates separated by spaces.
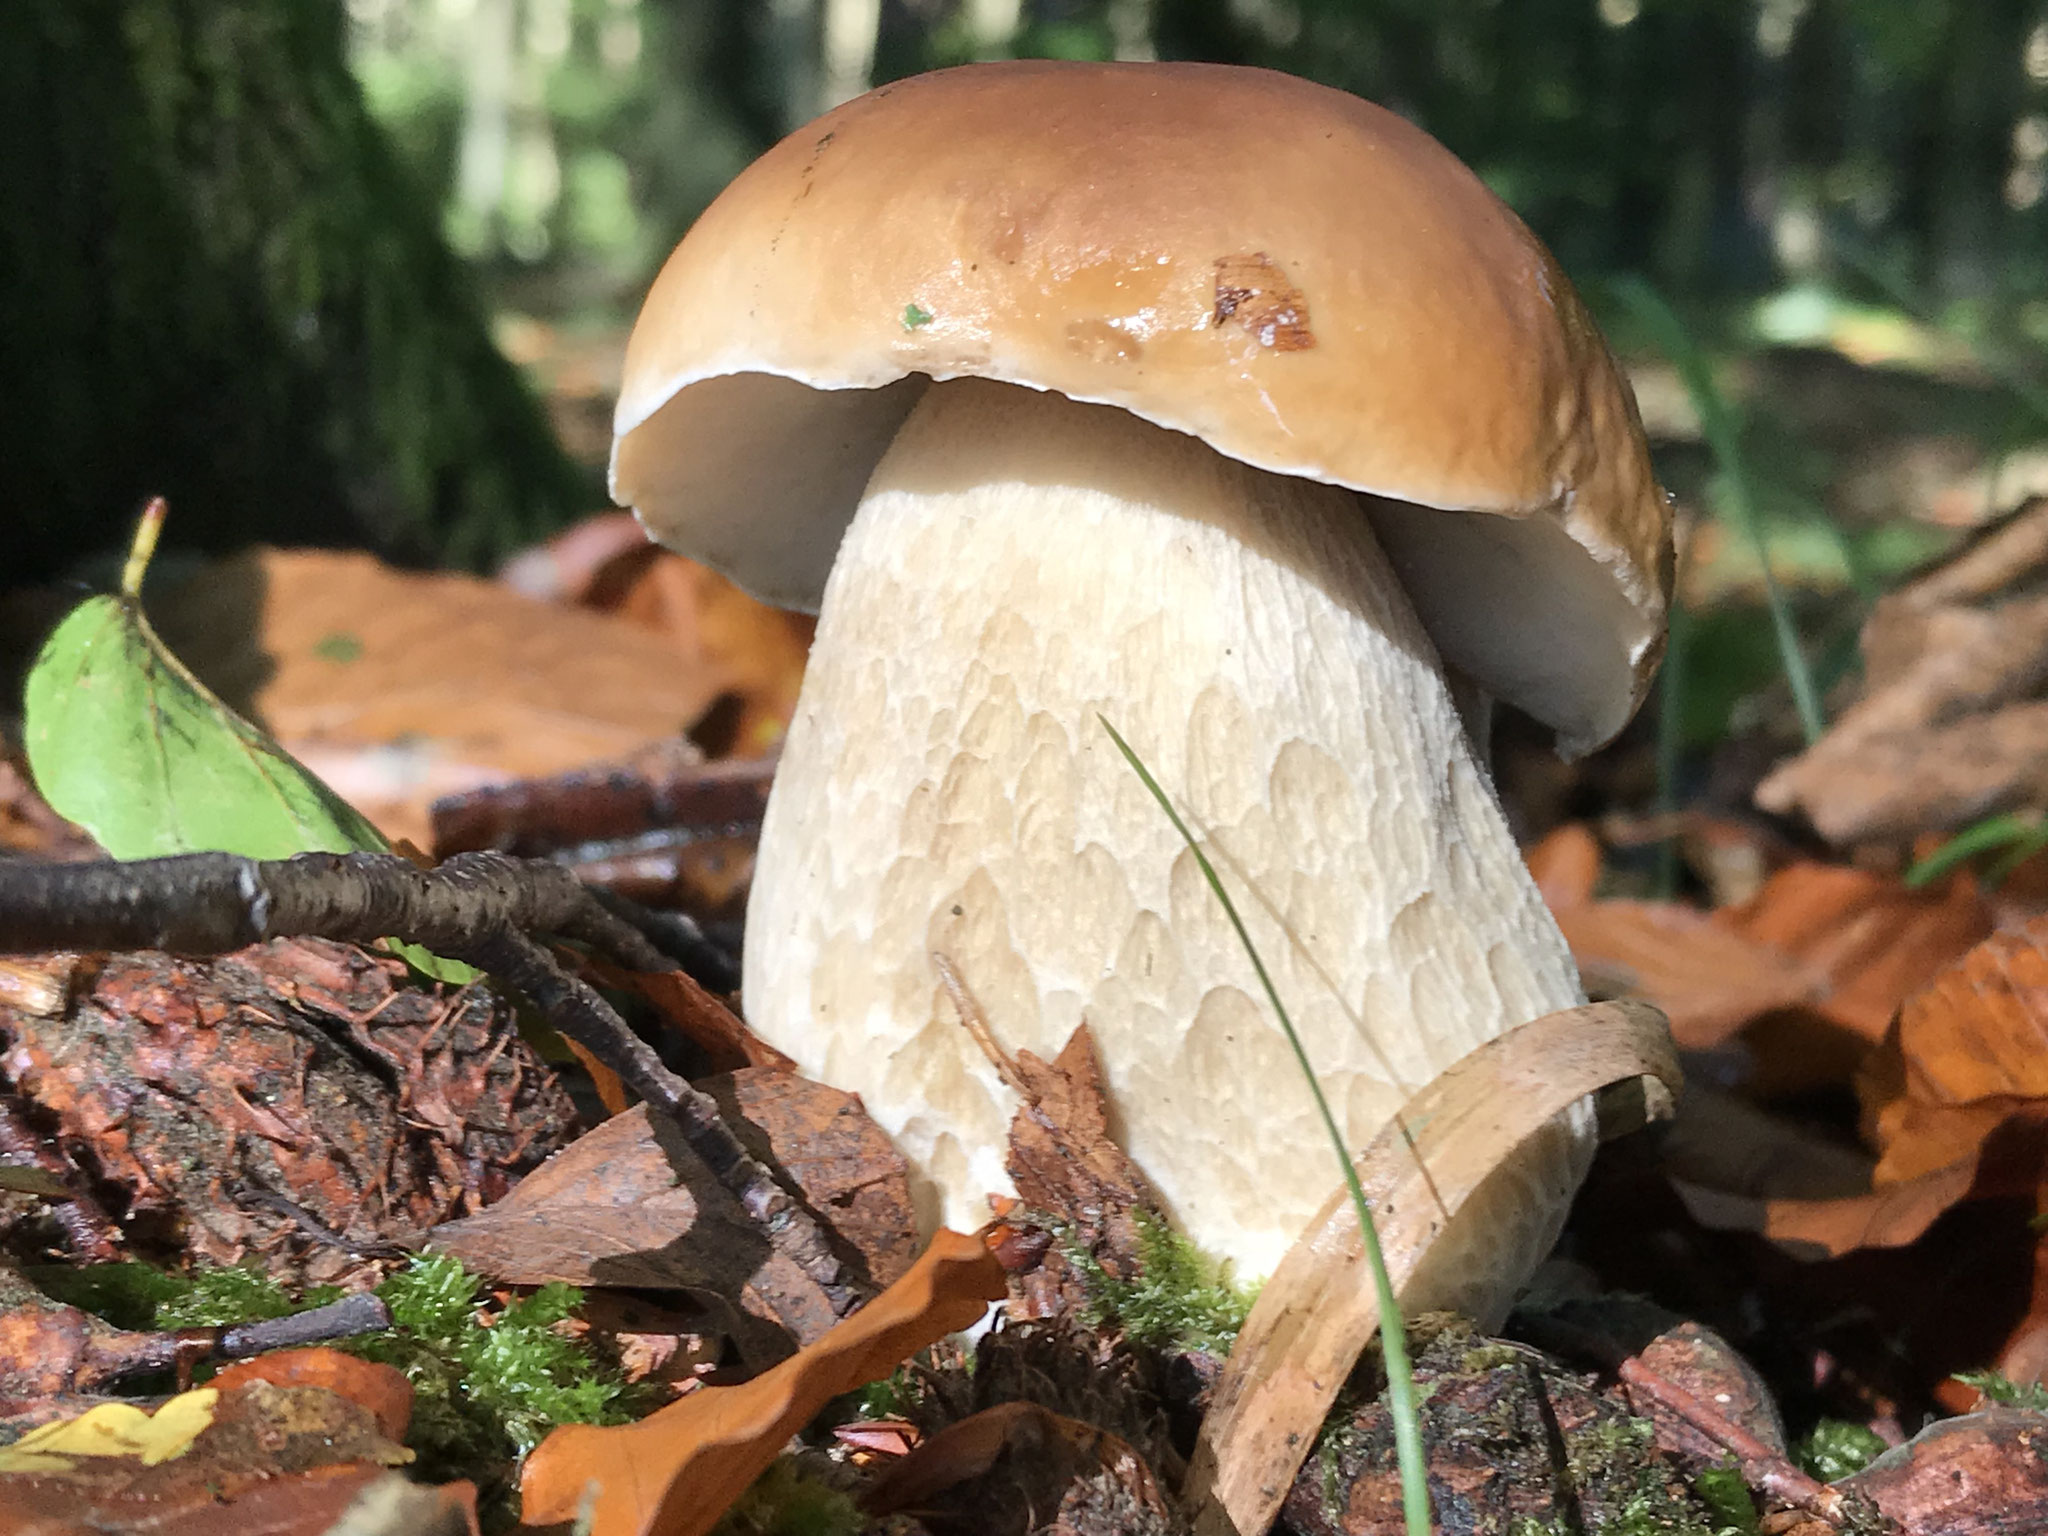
xmin=745 ymin=377 xmax=1590 ymax=1320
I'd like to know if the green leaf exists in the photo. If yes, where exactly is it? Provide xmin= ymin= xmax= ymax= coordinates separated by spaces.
xmin=22 ymin=503 xmax=475 ymax=984
xmin=25 ymin=590 xmax=388 ymax=861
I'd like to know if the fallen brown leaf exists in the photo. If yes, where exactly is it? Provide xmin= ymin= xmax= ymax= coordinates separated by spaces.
xmin=517 ymin=1227 xmax=1008 ymax=1536
xmin=1758 ymin=497 xmax=2048 ymax=844
xmin=584 ymin=544 xmax=815 ymax=758
xmin=1864 ymin=917 xmax=2048 ymax=1183
xmin=430 ymin=1072 xmax=916 ymax=1348
xmin=1839 ymin=1405 xmax=2048 ymax=1534
xmin=1004 ymin=1024 xmax=1156 ymax=1283
xmin=1540 ymin=841 xmax=1989 ymax=1083
xmin=209 ymin=1349 xmax=413 ymax=1443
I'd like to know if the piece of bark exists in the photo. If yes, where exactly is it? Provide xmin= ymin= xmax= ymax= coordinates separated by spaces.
xmin=0 ymin=938 xmax=575 ymax=1280
xmin=431 ymin=1070 xmax=915 ymax=1351
xmin=1004 ymin=1024 xmax=1157 ymax=1277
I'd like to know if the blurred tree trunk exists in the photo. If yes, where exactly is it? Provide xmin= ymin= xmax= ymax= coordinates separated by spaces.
xmin=0 ymin=0 xmax=590 ymax=585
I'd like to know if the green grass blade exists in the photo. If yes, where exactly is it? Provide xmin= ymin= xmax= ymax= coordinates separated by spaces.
xmin=1616 ymin=277 xmax=1825 ymax=746
xmin=1904 ymin=811 xmax=2046 ymax=889
xmin=1099 ymin=716 xmax=1431 ymax=1536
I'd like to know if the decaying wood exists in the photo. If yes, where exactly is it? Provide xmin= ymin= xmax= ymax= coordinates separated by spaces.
xmin=1187 ymin=999 xmax=1681 ymax=1536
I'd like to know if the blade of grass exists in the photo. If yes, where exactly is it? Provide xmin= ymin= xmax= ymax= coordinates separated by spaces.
xmin=1904 ymin=810 xmax=2046 ymax=889
xmin=1099 ymin=716 xmax=1430 ymax=1536
xmin=1616 ymin=276 xmax=1825 ymax=746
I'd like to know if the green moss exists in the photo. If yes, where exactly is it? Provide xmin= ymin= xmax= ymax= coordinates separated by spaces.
xmin=1692 ymin=1465 xmax=1759 ymax=1534
xmin=26 ymin=1260 xmax=194 ymax=1331
xmin=158 ymin=1264 xmax=344 ymax=1328
xmin=1069 ymin=1209 xmax=1254 ymax=1355
xmin=1953 ymin=1368 xmax=2048 ymax=1410
xmin=345 ymin=1253 xmax=636 ymax=1479
xmin=711 ymin=1460 xmax=864 ymax=1536
xmin=1794 ymin=1418 xmax=1889 ymax=1482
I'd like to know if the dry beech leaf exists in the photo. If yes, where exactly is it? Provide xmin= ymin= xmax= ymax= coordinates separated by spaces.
xmin=209 ymin=1349 xmax=414 ymax=1443
xmin=518 ymin=1228 xmax=1008 ymax=1536
xmin=587 ymin=545 xmax=816 ymax=758
xmin=1672 ymin=1104 xmax=2048 ymax=1260
xmin=1524 ymin=822 xmax=1603 ymax=911
xmin=1726 ymin=862 xmax=1992 ymax=1044
xmin=430 ymin=1072 xmax=916 ymax=1341
xmin=1543 ymin=853 xmax=1989 ymax=1065
xmin=149 ymin=548 xmax=726 ymax=847
xmin=1839 ymin=1405 xmax=2048 ymax=1535
xmin=1553 ymin=897 xmax=1824 ymax=1050
xmin=1865 ymin=919 xmax=2048 ymax=1184
xmin=1759 ymin=498 xmax=2048 ymax=843
xmin=1005 ymin=1024 xmax=1155 ymax=1257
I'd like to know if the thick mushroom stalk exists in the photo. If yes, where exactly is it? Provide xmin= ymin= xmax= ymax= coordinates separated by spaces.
xmin=746 ymin=378 xmax=1590 ymax=1320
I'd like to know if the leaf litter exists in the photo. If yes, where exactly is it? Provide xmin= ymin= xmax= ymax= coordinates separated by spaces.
xmin=23 ymin=492 xmax=2048 ymax=1536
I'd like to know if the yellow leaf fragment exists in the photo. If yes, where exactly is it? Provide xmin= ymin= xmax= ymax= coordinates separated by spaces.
xmin=0 ymin=1387 xmax=219 ymax=1474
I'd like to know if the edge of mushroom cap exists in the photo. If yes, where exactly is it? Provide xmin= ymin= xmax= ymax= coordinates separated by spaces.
xmin=610 ymin=60 xmax=1673 ymax=754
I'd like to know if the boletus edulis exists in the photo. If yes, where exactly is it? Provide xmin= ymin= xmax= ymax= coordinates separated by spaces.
xmin=610 ymin=61 xmax=1673 ymax=1325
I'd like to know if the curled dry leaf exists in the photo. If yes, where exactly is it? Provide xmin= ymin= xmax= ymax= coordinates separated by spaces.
xmin=1187 ymin=999 xmax=1680 ymax=1536
xmin=517 ymin=1227 xmax=1009 ymax=1536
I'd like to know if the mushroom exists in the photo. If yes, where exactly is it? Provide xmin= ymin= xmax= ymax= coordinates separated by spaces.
xmin=612 ymin=62 xmax=1671 ymax=1323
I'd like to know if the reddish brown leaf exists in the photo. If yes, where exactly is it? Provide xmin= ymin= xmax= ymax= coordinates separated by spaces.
xmin=431 ymin=1072 xmax=916 ymax=1343
xmin=209 ymin=1350 xmax=413 ymax=1442
xmin=518 ymin=1228 xmax=1008 ymax=1536
xmin=586 ymin=546 xmax=815 ymax=759
xmin=1726 ymin=862 xmax=1992 ymax=1043
xmin=1524 ymin=822 xmax=1603 ymax=911
xmin=1839 ymin=1406 xmax=2048 ymax=1535
xmin=612 ymin=965 xmax=792 ymax=1074
xmin=1854 ymin=916 xmax=2048 ymax=1190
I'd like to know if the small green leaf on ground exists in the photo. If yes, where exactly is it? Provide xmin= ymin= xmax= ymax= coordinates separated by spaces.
xmin=22 ymin=502 xmax=476 ymax=983
xmin=24 ymin=501 xmax=388 ymax=862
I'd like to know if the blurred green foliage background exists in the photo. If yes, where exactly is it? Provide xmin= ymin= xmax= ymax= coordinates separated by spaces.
xmin=10 ymin=0 xmax=2048 ymax=581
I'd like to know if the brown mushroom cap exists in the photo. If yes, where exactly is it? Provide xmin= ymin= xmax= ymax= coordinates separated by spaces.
xmin=614 ymin=60 xmax=1671 ymax=754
